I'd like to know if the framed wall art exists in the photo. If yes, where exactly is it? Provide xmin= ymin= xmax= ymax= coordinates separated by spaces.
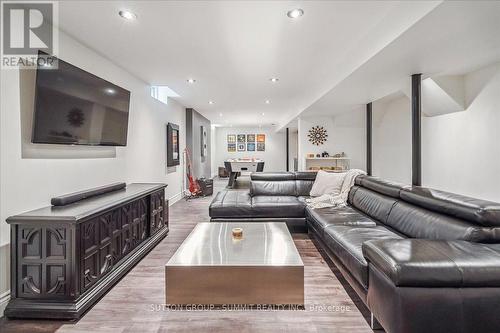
xmin=167 ymin=123 xmax=180 ymax=167
xmin=308 ymin=126 xmax=328 ymax=145
xmin=200 ymin=126 xmax=207 ymax=157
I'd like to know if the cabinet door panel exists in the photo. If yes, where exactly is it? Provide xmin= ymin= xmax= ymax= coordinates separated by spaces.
xmin=17 ymin=226 xmax=71 ymax=299
xmin=82 ymin=219 xmax=99 ymax=254
xmin=99 ymin=243 xmax=113 ymax=275
xmin=139 ymin=198 xmax=149 ymax=241
xmin=98 ymin=210 xmax=119 ymax=275
xmin=120 ymin=204 xmax=133 ymax=255
xmin=81 ymin=218 xmax=100 ymax=292
xmin=150 ymin=190 xmax=165 ymax=235
xmin=82 ymin=251 xmax=99 ymax=292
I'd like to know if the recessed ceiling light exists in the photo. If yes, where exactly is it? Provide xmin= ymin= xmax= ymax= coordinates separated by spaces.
xmin=119 ymin=10 xmax=137 ymax=20
xmin=104 ymin=88 xmax=116 ymax=95
xmin=270 ymin=77 xmax=279 ymax=83
xmin=187 ymin=78 xmax=196 ymax=84
xmin=261 ymin=112 xmax=265 ymax=116
xmin=287 ymin=8 xmax=304 ymax=19
xmin=219 ymin=112 xmax=223 ymax=117
xmin=208 ymin=101 xmax=215 ymax=105
xmin=265 ymin=100 xmax=270 ymax=104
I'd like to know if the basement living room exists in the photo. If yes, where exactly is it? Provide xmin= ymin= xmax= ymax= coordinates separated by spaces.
xmin=1 ymin=1 xmax=500 ymax=333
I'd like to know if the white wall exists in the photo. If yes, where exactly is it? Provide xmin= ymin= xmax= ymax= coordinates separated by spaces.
xmin=422 ymin=63 xmax=500 ymax=201
xmin=373 ymin=63 xmax=500 ymax=201
xmin=373 ymin=97 xmax=412 ymax=183
xmin=297 ymin=112 xmax=366 ymax=171
xmin=213 ymin=126 xmax=286 ymax=172
xmin=0 ymin=31 xmax=186 ymax=315
xmin=186 ymin=109 xmax=211 ymax=179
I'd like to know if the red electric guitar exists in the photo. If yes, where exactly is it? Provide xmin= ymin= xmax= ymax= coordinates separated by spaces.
xmin=184 ymin=148 xmax=202 ymax=196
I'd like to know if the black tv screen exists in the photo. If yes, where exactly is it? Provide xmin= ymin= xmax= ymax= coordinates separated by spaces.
xmin=32 ymin=52 xmax=130 ymax=146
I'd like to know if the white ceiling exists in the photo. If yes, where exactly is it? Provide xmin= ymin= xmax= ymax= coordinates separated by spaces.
xmin=294 ymin=1 xmax=500 ymax=125
xmin=57 ymin=0 xmax=441 ymax=127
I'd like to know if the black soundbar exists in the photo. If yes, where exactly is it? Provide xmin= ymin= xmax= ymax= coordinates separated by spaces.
xmin=51 ymin=182 xmax=127 ymax=206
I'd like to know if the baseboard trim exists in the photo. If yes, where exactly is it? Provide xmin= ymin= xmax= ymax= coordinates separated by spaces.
xmin=0 ymin=290 xmax=10 ymax=318
xmin=168 ymin=191 xmax=184 ymax=205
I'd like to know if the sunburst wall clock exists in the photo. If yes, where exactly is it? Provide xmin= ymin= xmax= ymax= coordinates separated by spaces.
xmin=308 ymin=126 xmax=328 ymax=145
xmin=67 ymin=108 xmax=85 ymax=127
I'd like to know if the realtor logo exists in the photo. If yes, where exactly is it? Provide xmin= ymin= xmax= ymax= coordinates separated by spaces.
xmin=1 ymin=1 xmax=58 ymax=68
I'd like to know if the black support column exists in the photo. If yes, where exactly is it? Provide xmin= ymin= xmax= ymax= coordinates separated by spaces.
xmin=366 ymin=103 xmax=372 ymax=176
xmin=286 ymin=127 xmax=290 ymax=172
xmin=411 ymin=74 xmax=422 ymax=186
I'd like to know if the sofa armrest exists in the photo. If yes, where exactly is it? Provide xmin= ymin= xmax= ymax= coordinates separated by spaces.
xmin=362 ymin=239 xmax=500 ymax=287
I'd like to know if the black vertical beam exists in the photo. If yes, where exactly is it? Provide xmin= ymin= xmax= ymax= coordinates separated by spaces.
xmin=412 ymin=74 xmax=422 ymax=186
xmin=366 ymin=103 xmax=372 ymax=176
xmin=286 ymin=127 xmax=290 ymax=172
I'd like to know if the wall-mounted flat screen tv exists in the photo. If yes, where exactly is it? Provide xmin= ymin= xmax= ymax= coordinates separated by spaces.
xmin=32 ymin=51 xmax=131 ymax=146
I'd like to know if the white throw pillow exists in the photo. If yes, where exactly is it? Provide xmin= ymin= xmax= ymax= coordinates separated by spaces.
xmin=309 ymin=170 xmax=346 ymax=197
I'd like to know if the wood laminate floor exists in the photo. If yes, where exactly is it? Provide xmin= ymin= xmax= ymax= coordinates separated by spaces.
xmin=0 ymin=180 xmax=375 ymax=333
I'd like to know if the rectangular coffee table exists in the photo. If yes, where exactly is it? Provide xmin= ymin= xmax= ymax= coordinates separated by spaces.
xmin=165 ymin=222 xmax=304 ymax=305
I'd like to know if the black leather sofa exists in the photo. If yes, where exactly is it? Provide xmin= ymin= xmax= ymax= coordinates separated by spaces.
xmin=209 ymin=172 xmax=500 ymax=333
xmin=210 ymin=172 xmax=315 ymax=232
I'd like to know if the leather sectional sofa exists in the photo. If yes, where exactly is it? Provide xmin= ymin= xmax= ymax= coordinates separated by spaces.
xmin=210 ymin=172 xmax=315 ymax=232
xmin=209 ymin=172 xmax=500 ymax=333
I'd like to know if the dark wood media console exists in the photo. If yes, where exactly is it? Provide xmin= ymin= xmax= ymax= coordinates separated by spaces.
xmin=5 ymin=183 xmax=169 ymax=319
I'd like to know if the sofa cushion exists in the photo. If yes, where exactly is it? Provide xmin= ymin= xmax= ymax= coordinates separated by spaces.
xmin=251 ymin=196 xmax=306 ymax=218
xmin=309 ymin=170 xmax=345 ymax=197
xmin=323 ymin=225 xmax=403 ymax=288
xmin=250 ymin=181 xmax=296 ymax=196
xmin=249 ymin=172 xmax=317 ymax=197
xmin=400 ymin=187 xmax=500 ymax=227
xmin=296 ymin=180 xmax=315 ymax=196
xmin=250 ymin=172 xmax=295 ymax=181
xmin=295 ymin=172 xmax=317 ymax=181
xmin=209 ymin=190 xmax=253 ymax=218
xmin=386 ymin=201 xmax=500 ymax=242
xmin=348 ymin=187 xmax=398 ymax=223
xmin=306 ymin=206 xmax=376 ymax=238
xmin=355 ymin=175 xmax=405 ymax=198
xmin=363 ymin=239 xmax=500 ymax=287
